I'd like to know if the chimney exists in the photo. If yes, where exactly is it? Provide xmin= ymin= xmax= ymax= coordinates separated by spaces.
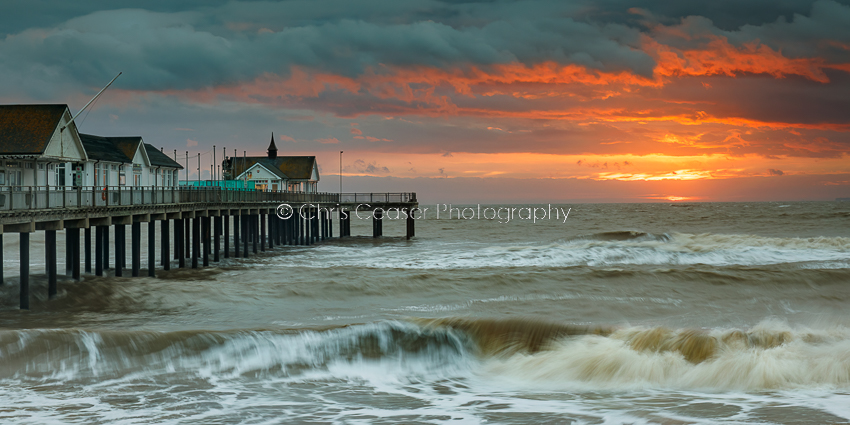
xmin=268 ymin=133 xmax=278 ymax=159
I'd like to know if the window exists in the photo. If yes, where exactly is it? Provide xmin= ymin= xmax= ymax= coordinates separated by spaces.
xmin=25 ymin=162 xmax=33 ymax=169
xmin=94 ymin=167 xmax=99 ymax=187
xmin=10 ymin=170 xmax=22 ymax=187
xmin=119 ymin=165 xmax=126 ymax=186
xmin=38 ymin=163 xmax=44 ymax=170
xmin=0 ymin=171 xmax=5 ymax=185
xmin=56 ymin=163 xmax=66 ymax=187
xmin=134 ymin=174 xmax=140 ymax=186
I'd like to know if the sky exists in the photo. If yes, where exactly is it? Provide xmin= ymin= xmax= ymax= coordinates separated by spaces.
xmin=1 ymin=0 xmax=849 ymax=203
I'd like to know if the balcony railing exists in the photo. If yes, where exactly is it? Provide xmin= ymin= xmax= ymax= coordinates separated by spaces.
xmin=339 ymin=193 xmax=417 ymax=203
xmin=0 ymin=186 xmax=416 ymax=211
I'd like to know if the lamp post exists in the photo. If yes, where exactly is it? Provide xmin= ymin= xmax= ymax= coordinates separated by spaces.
xmin=339 ymin=150 xmax=343 ymax=193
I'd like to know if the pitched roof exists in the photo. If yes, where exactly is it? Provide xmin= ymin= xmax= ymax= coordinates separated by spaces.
xmin=79 ymin=133 xmax=132 ymax=163
xmin=0 ymin=104 xmax=68 ymax=155
xmin=230 ymin=156 xmax=317 ymax=181
xmin=144 ymin=144 xmax=183 ymax=169
xmin=109 ymin=137 xmax=144 ymax=163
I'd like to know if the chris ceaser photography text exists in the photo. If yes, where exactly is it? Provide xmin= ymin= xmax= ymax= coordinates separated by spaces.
xmin=276 ymin=204 xmax=572 ymax=224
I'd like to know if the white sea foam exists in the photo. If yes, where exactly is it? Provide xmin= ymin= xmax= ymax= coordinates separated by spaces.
xmin=268 ymin=232 xmax=850 ymax=269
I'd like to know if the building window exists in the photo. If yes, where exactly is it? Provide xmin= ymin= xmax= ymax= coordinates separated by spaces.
xmin=0 ymin=171 xmax=5 ymax=185
xmin=56 ymin=163 xmax=66 ymax=187
xmin=10 ymin=170 xmax=22 ymax=187
xmin=94 ymin=167 xmax=99 ymax=187
xmin=38 ymin=163 xmax=44 ymax=170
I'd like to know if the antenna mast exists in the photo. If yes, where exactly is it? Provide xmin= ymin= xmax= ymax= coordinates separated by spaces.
xmin=61 ymin=72 xmax=122 ymax=131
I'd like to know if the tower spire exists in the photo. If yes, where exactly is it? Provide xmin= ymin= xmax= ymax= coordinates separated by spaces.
xmin=267 ymin=133 xmax=278 ymax=159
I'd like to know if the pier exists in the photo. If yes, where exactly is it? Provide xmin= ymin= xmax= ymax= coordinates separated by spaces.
xmin=0 ymin=186 xmax=417 ymax=309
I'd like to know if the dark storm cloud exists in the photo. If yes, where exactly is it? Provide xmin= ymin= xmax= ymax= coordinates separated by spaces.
xmin=0 ymin=3 xmax=655 ymax=96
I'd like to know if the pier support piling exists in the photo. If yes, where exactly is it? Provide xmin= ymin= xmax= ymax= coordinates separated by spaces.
xmin=260 ymin=213 xmax=266 ymax=252
xmin=176 ymin=219 xmax=185 ymax=269
xmin=406 ymin=208 xmax=415 ymax=240
xmin=161 ymin=220 xmax=170 ymax=271
xmin=214 ymin=216 xmax=221 ymax=262
xmin=95 ymin=226 xmax=103 ymax=276
xmin=148 ymin=221 xmax=156 ymax=277
xmin=243 ymin=214 xmax=249 ymax=257
xmin=71 ymin=228 xmax=81 ymax=280
xmin=115 ymin=224 xmax=124 ymax=277
xmin=203 ymin=216 xmax=210 ymax=267
xmin=224 ymin=215 xmax=230 ymax=259
xmin=84 ymin=227 xmax=91 ymax=274
xmin=19 ymin=232 xmax=29 ymax=310
xmin=132 ymin=221 xmax=141 ymax=277
xmin=234 ymin=215 xmax=241 ymax=258
xmin=46 ymin=230 xmax=57 ymax=299
xmin=373 ymin=209 xmax=383 ymax=238
xmin=192 ymin=217 xmax=200 ymax=269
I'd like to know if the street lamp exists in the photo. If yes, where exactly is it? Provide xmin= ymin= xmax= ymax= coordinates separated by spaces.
xmin=339 ymin=150 xmax=343 ymax=193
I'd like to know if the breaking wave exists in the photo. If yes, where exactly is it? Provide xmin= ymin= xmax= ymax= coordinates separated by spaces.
xmin=2 ymin=318 xmax=849 ymax=391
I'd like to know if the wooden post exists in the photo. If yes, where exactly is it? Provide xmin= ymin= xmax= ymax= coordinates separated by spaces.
xmin=115 ymin=224 xmax=124 ymax=277
xmin=176 ymin=218 xmax=185 ymax=268
xmin=103 ymin=225 xmax=110 ymax=270
xmin=0 ymin=234 xmax=4 ymax=285
xmin=46 ymin=230 xmax=57 ymax=298
xmin=214 ymin=216 xmax=221 ymax=262
xmin=373 ymin=209 xmax=383 ymax=238
xmin=260 ymin=213 xmax=266 ymax=252
xmin=95 ymin=226 xmax=103 ymax=276
xmin=132 ymin=221 xmax=141 ymax=277
xmin=20 ymin=232 xmax=29 ymax=310
xmin=71 ymin=227 xmax=81 ymax=280
xmin=65 ymin=231 xmax=72 ymax=276
xmin=243 ymin=214 xmax=249 ymax=257
xmin=192 ymin=217 xmax=200 ymax=268
xmin=406 ymin=208 xmax=415 ymax=240
xmin=203 ymin=216 xmax=210 ymax=267
xmin=184 ymin=217 xmax=190 ymax=259
xmin=224 ymin=214 xmax=230 ymax=259
xmin=252 ymin=215 xmax=258 ymax=254
xmin=148 ymin=221 xmax=156 ymax=277
xmin=161 ymin=219 xmax=170 ymax=270
xmin=233 ymin=214 xmax=240 ymax=258
xmin=84 ymin=227 xmax=91 ymax=273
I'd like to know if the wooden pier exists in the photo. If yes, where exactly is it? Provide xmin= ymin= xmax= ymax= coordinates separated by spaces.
xmin=0 ymin=186 xmax=417 ymax=309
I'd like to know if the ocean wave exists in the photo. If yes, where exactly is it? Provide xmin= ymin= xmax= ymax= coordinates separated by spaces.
xmin=275 ymin=232 xmax=850 ymax=269
xmin=3 ymin=319 xmax=849 ymax=392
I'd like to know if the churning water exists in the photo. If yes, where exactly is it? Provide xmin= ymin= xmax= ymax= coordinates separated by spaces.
xmin=0 ymin=202 xmax=849 ymax=424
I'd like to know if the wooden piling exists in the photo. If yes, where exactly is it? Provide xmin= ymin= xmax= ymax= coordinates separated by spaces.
xmin=71 ymin=228 xmax=81 ymax=280
xmin=224 ymin=214 xmax=230 ymax=258
xmin=95 ymin=226 xmax=103 ymax=276
xmin=46 ymin=230 xmax=57 ymax=298
xmin=19 ymin=232 xmax=29 ymax=310
xmin=84 ymin=227 xmax=92 ymax=273
xmin=234 ymin=215 xmax=240 ymax=258
xmin=176 ymin=218 xmax=185 ymax=269
xmin=214 ymin=216 xmax=221 ymax=262
xmin=132 ymin=221 xmax=141 ymax=277
xmin=260 ymin=213 xmax=266 ymax=252
xmin=203 ymin=216 xmax=210 ymax=267
xmin=148 ymin=221 xmax=156 ymax=277
xmin=192 ymin=217 xmax=200 ymax=269
xmin=161 ymin=219 xmax=170 ymax=270
xmin=115 ymin=224 xmax=124 ymax=277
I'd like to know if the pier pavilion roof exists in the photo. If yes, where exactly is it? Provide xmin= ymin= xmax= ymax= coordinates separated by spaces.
xmin=0 ymin=104 xmax=71 ymax=155
xmin=144 ymin=144 xmax=183 ymax=169
xmin=79 ymin=134 xmax=133 ymax=163
xmin=229 ymin=156 xmax=318 ymax=182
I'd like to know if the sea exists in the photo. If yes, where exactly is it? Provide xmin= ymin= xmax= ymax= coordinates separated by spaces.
xmin=0 ymin=201 xmax=849 ymax=424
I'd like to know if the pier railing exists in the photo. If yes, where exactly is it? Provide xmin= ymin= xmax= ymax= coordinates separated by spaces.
xmin=339 ymin=193 xmax=417 ymax=203
xmin=0 ymin=186 xmax=416 ymax=211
